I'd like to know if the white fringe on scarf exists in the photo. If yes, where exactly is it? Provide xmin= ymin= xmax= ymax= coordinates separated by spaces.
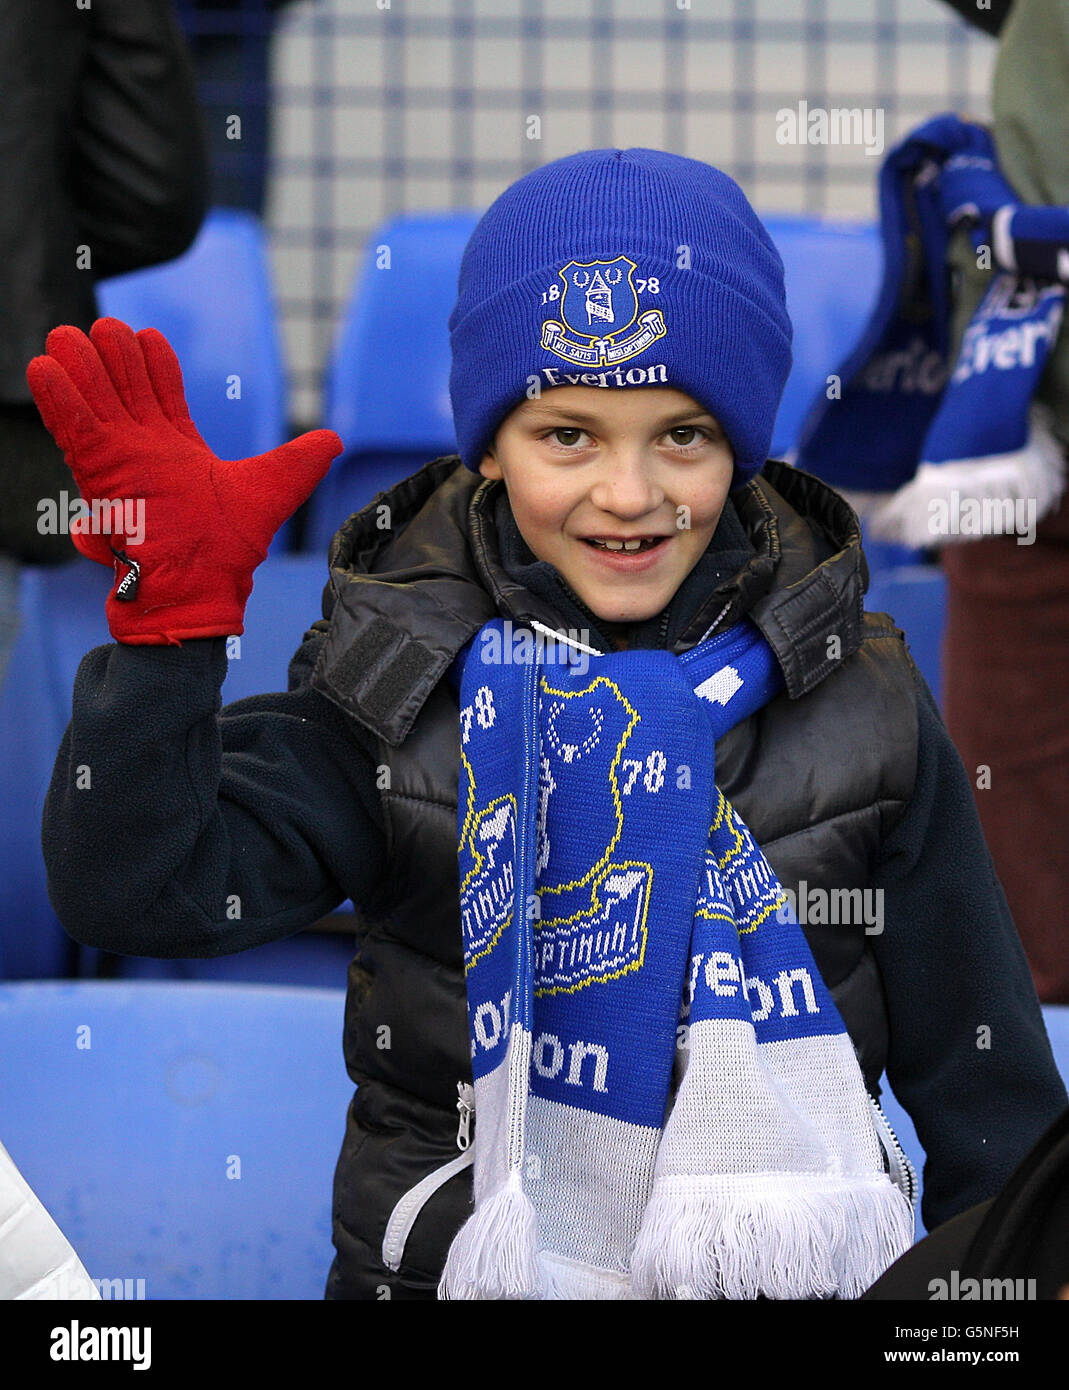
xmin=629 ymin=1174 xmax=915 ymax=1301
xmin=437 ymin=1170 xmax=540 ymax=1300
xmin=842 ymin=404 xmax=1066 ymax=548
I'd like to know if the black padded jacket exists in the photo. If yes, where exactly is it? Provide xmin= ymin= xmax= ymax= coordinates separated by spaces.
xmin=41 ymin=456 xmax=1068 ymax=1298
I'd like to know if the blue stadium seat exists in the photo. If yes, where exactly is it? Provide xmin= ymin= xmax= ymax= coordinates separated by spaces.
xmin=324 ymin=211 xmax=479 ymax=457
xmin=97 ymin=208 xmax=286 ymax=463
xmin=0 ymin=980 xmax=350 ymax=1298
xmin=860 ymin=528 xmax=926 ymax=576
xmin=306 ymin=210 xmax=476 ymax=553
xmin=97 ymin=207 xmax=292 ymax=554
xmin=762 ymin=217 xmax=883 ymax=461
xmin=763 ymin=217 xmax=925 ymax=574
xmin=0 ymin=558 xmax=115 ymax=978
xmin=865 ymin=566 xmax=947 ymax=707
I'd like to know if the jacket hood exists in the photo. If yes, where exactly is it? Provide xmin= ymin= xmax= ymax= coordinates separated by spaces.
xmin=309 ymin=455 xmax=868 ymax=746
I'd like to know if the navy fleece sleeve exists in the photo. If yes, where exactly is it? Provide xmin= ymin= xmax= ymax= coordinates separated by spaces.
xmin=870 ymin=664 xmax=1068 ymax=1232
xmin=41 ymin=633 xmax=387 ymax=958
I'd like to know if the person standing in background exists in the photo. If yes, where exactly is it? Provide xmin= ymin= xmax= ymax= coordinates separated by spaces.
xmin=939 ymin=0 xmax=1069 ymax=1004
xmin=175 ymin=0 xmax=304 ymax=215
xmin=0 ymin=0 xmax=207 ymax=691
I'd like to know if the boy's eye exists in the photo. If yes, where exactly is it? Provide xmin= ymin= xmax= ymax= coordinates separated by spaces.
xmin=550 ymin=427 xmax=586 ymax=447
xmin=668 ymin=426 xmax=704 ymax=447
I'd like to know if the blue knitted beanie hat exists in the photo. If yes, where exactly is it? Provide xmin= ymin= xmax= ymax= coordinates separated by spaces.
xmin=448 ymin=147 xmax=793 ymax=490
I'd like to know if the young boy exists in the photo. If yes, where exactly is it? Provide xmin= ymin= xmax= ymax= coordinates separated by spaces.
xmin=30 ymin=148 xmax=1067 ymax=1300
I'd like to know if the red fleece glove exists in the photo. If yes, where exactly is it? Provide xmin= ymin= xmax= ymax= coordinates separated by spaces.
xmin=26 ymin=317 xmax=343 ymax=645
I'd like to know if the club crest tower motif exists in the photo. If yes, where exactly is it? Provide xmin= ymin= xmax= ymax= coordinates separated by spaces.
xmin=541 ymin=256 xmax=667 ymax=368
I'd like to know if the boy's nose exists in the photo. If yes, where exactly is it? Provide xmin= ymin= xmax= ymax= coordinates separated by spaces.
xmin=586 ymin=448 xmax=665 ymax=520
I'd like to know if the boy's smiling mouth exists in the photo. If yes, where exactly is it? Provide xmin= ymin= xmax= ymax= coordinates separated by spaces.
xmin=583 ymin=534 xmax=670 ymax=551
xmin=580 ymin=533 xmax=672 ymax=570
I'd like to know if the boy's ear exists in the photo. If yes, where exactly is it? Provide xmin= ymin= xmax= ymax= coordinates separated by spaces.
xmin=478 ymin=444 xmax=503 ymax=480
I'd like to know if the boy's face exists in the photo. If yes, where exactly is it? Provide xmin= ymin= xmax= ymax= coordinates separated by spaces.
xmin=478 ymin=386 xmax=735 ymax=625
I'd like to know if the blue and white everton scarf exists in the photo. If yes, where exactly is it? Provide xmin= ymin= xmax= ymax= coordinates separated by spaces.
xmin=439 ymin=618 xmax=913 ymax=1300
xmin=796 ymin=113 xmax=1067 ymax=546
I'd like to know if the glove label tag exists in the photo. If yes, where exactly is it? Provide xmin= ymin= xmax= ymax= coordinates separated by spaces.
xmin=110 ymin=548 xmax=141 ymax=602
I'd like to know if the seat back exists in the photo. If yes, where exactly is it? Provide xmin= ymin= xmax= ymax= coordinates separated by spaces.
xmin=220 ymin=553 xmax=326 ymax=702
xmin=763 ymin=216 xmax=883 ymax=459
xmin=307 ymin=211 xmax=477 ymax=551
xmin=325 ymin=211 xmax=479 ymax=457
xmin=0 ymin=981 xmax=350 ymax=1298
xmin=0 ymin=562 xmax=111 ymax=979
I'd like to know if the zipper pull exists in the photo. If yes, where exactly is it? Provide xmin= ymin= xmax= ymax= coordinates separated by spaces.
xmin=456 ymin=1081 xmax=475 ymax=1151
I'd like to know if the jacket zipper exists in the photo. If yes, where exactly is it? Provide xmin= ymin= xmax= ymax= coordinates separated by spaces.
xmin=868 ymin=1092 xmax=919 ymax=1213
xmin=381 ymin=1081 xmax=475 ymax=1273
xmin=455 ymin=1080 xmax=475 ymax=1149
